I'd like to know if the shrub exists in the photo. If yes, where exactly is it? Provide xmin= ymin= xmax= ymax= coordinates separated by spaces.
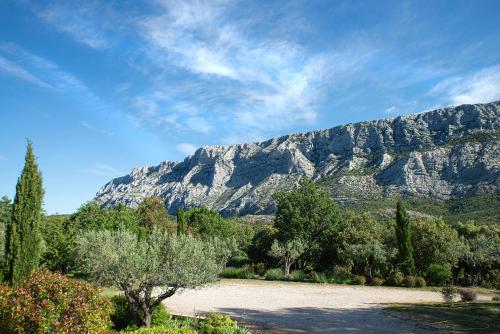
xmin=330 ymin=266 xmax=353 ymax=284
xmin=289 ymin=270 xmax=307 ymax=281
xmin=226 ymin=255 xmax=251 ymax=268
xmin=371 ymin=277 xmax=383 ymax=286
xmin=426 ymin=264 xmax=452 ymax=286
xmin=389 ymin=272 xmax=405 ymax=286
xmin=123 ymin=326 xmax=197 ymax=334
xmin=221 ymin=267 xmax=254 ymax=279
xmin=353 ymin=275 xmax=366 ymax=285
xmin=415 ymin=277 xmax=427 ymax=288
xmin=441 ymin=286 xmax=458 ymax=303
xmin=458 ymin=288 xmax=477 ymax=302
xmin=313 ymin=272 xmax=329 ymax=283
xmin=0 ymin=269 xmax=112 ymax=334
xmin=264 ymin=268 xmax=283 ymax=281
xmin=110 ymin=295 xmax=171 ymax=330
xmin=198 ymin=313 xmax=250 ymax=334
xmin=492 ymin=296 xmax=500 ymax=301
xmin=253 ymin=263 xmax=266 ymax=276
xmin=404 ymin=275 xmax=416 ymax=287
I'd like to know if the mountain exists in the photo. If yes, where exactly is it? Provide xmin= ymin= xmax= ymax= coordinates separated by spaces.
xmin=95 ymin=101 xmax=500 ymax=218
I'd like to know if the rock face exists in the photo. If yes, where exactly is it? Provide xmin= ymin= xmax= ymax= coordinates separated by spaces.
xmin=95 ymin=101 xmax=500 ymax=215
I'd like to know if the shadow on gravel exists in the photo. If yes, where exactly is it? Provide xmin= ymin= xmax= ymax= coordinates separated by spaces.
xmin=217 ymin=306 xmax=427 ymax=334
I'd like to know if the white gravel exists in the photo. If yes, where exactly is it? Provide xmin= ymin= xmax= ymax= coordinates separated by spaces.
xmin=164 ymin=279 xmax=445 ymax=333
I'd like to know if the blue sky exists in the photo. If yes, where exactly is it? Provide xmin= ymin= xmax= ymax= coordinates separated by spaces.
xmin=0 ymin=0 xmax=499 ymax=214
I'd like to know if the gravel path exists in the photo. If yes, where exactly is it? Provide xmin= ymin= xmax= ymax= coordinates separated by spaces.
xmin=164 ymin=279 xmax=443 ymax=333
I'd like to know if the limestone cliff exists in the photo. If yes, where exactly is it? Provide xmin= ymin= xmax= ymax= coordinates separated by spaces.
xmin=95 ymin=101 xmax=500 ymax=215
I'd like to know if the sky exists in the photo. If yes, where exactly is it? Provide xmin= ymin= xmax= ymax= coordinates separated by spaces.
xmin=0 ymin=0 xmax=499 ymax=214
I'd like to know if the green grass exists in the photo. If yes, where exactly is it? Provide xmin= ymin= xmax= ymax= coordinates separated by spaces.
xmin=388 ymin=301 xmax=500 ymax=333
xmin=100 ymin=287 xmax=122 ymax=298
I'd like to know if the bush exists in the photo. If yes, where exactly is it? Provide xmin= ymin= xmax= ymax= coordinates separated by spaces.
xmin=313 ymin=272 xmax=330 ymax=283
xmin=0 ymin=269 xmax=112 ymax=334
xmin=389 ymin=272 xmax=405 ymax=286
xmin=458 ymin=288 xmax=477 ymax=302
xmin=253 ymin=263 xmax=266 ymax=276
xmin=110 ymin=295 xmax=171 ymax=330
xmin=221 ymin=267 xmax=254 ymax=279
xmin=198 ymin=313 xmax=250 ymax=334
xmin=404 ymin=275 xmax=417 ymax=287
xmin=330 ymin=266 xmax=353 ymax=284
xmin=415 ymin=277 xmax=427 ymax=288
xmin=353 ymin=275 xmax=366 ymax=285
xmin=426 ymin=264 xmax=452 ymax=286
xmin=289 ymin=270 xmax=307 ymax=281
xmin=441 ymin=286 xmax=458 ymax=303
xmin=226 ymin=255 xmax=251 ymax=268
xmin=264 ymin=268 xmax=283 ymax=281
xmin=371 ymin=277 xmax=383 ymax=286
xmin=123 ymin=326 xmax=197 ymax=334
xmin=492 ymin=296 xmax=500 ymax=301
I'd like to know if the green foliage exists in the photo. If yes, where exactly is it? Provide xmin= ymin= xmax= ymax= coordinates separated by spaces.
xmin=71 ymin=201 xmax=139 ymax=232
xmin=370 ymin=277 xmax=383 ymax=286
xmin=137 ymin=197 xmax=173 ymax=233
xmin=353 ymin=275 xmax=366 ymax=285
xmin=122 ymin=325 xmax=197 ymax=334
xmin=458 ymin=288 xmax=477 ymax=302
xmin=273 ymin=177 xmax=341 ymax=268
xmin=404 ymin=275 xmax=417 ymax=287
xmin=441 ymin=286 xmax=458 ymax=303
xmin=415 ymin=276 xmax=426 ymax=288
xmin=110 ymin=295 xmax=171 ymax=330
xmin=426 ymin=264 xmax=452 ymax=286
xmin=247 ymin=225 xmax=277 ymax=265
xmin=176 ymin=208 xmax=187 ymax=235
xmin=329 ymin=265 xmax=354 ymax=284
xmin=268 ymin=238 xmax=305 ymax=279
xmin=395 ymin=200 xmax=415 ymax=275
xmin=0 ymin=196 xmax=11 ymax=276
xmin=390 ymin=271 xmax=405 ymax=286
xmin=264 ymin=268 xmax=283 ymax=280
xmin=75 ymin=229 xmax=231 ymax=327
xmin=226 ymin=255 xmax=251 ymax=268
xmin=198 ymin=313 xmax=249 ymax=334
xmin=411 ymin=217 xmax=465 ymax=274
xmin=339 ymin=213 xmax=393 ymax=280
xmin=460 ymin=234 xmax=500 ymax=286
xmin=221 ymin=267 xmax=254 ymax=279
xmin=5 ymin=141 xmax=44 ymax=285
xmin=289 ymin=270 xmax=307 ymax=281
xmin=0 ymin=269 xmax=112 ymax=333
xmin=312 ymin=272 xmax=330 ymax=283
xmin=40 ymin=215 xmax=75 ymax=273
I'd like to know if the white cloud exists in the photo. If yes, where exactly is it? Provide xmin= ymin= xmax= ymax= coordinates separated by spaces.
xmin=37 ymin=4 xmax=109 ymax=49
xmin=80 ymin=163 xmax=121 ymax=176
xmin=176 ymin=143 xmax=197 ymax=156
xmin=81 ymin=121 xmax=114 ymax=137
xmin=385 ymin=106 xmax=397 ymax=114
xmin=0 ymin=55 xmax=52 ymax=88
xmin=430 ymin=65 xmax=500 ymax=105
xmin=134 ymin=1 xmax=370 ymax=137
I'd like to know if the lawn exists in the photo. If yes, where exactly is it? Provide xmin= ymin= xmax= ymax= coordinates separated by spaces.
xmin=388 ymin=301 xmax=500 ymax=333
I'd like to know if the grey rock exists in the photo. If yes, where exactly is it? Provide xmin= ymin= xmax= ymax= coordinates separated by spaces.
xmin=95 ymin=101 xmax=500 ymax=215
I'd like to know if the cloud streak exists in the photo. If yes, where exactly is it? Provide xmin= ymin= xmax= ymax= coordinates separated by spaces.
xmin=176 ymin=143 xmax=197 ymax=156
xmin=81 ymin=122 xmax=114 ymax=137
xmin=80 ymin=163 xmax=122 ymax=176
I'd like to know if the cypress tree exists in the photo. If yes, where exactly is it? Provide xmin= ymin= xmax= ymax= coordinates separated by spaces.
xmin=176 ymin=208 xmax=186 ymax=235
xmin=5 ymin=140 xmax=44 ymax=285
xmin=395 ymin=199 xmax=415 ymax=275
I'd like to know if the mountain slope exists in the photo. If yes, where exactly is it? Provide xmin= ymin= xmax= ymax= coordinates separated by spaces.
xmin=95 ymin=101 xmax=500 ymax=216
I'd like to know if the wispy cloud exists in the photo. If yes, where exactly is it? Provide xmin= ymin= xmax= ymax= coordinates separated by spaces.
xmin=176 ymin=143 xmax=197 ymax=156
xmin=0 ymin=43 xmax=90 ymax=92
xmin=0 ymin=55 xmax=52 ymax=88
xmin=131 ymin=1 xmax=372 ymax=139
xmin=37 ymin=3 xmax=109 ymax=49
xmin=430 ymin=65 xmax=500 ymax=105
xmin=80 ymin=163 xmax=121 ymax=176
xmin=81 ymin=122 xmax=114 ymax=137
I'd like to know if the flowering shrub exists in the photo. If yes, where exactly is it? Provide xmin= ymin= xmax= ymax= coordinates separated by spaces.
xmin=0 ymin=269 xmax=112 ymax=334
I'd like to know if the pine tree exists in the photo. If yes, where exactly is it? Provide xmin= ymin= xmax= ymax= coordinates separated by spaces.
xmin=5 ymin=140 xmax=44 ymax=285
xmin=395 ymin=199 xmax=415 ymax=275
xmin=176 ymin=208 xmax=186 ymax=235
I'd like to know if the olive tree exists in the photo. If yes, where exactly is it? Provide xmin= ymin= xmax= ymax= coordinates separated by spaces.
xmin=75 ymin=229 xmax=233 ymax=327
xmin=268 ymin=239 xmax=305 ymax=279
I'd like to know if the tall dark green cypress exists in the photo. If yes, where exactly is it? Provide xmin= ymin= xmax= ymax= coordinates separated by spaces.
xmin=176 ymin=208 xmax=186 ymax=235
xmin=5 ymin=140 xmax=44 ymax=285
xmin=395 ymin=199 xmax=415 ymax=275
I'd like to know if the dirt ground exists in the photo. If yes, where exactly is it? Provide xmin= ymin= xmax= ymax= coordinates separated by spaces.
xmin=164 ymin=279 xmax=448 ymax=333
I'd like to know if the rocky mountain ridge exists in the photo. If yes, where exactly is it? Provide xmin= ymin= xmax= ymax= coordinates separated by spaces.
xmin=95 ymin=101 xmax=500 ymax=216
